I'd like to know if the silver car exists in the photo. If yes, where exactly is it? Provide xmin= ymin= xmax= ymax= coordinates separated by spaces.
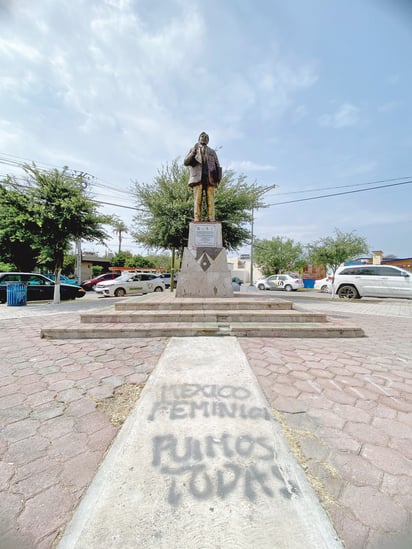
xmin=314 ymin=277 xmax=332 ymax=293
xmin=255 ymin=274 xmax=304 ymax=292
xmin=95 ymin=272 xmax=165 ymax=297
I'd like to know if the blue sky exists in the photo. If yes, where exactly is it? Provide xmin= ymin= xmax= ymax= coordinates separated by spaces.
xmin=1 ymin=0 xmax=411 ymax=258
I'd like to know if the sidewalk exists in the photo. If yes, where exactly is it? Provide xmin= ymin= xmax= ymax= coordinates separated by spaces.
xmin=0 ymin=296 xmax=411 ymax=548
xmin=242 ymin=298 xmax=412 ymax=548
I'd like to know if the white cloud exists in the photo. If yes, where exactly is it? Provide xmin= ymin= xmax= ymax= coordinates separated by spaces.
xmin=319 ymin=103 xmax=360 ymax=128
xmin=386 ymin=74 xmax=399 ymax=85
xmin=291 ymin=105 xmax=307 ymax=124
xmin=0 ymin=37 xmax=42 ymax=61
xmin=227 ymin=160 xmax=277 ymax=172
xmin=377 ymin=101 xmax=399 ymax=113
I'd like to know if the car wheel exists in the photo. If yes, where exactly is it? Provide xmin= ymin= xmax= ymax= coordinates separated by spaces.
xmin=284 ymin=284 xmax=292 ymax=292
xmin=337 ymin=285 xmax=360 ymax=299
xmin=154 ymin=286 xmax=163 ymax=292
xmin=321 ymin=284 xmax=328 ymax=293
xmin=114 ymin=288 xmax=126 ymax=297
xmin=257 ymin=283 xmax=266 ymax=290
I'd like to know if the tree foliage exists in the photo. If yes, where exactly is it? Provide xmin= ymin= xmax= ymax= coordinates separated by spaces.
xmin=254 ymin=237 xmax=305 ymax=276
xmin=0 ymin=164 xmax=110 ymax=301
xmin=110 ymin=251 xmax=156 ymax=268
xmin=109 ymin=215 xmax=128 ymax=253
xmin=131 ymin=160 xmax=265 ymax=254
xmin=306 ymin=228 xmax=369 ymax=275
xmin=0 ymin=179 xmax=41 ymax=271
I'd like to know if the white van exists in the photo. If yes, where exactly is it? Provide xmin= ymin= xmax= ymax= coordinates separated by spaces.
xmin=334 ymin=265 xmax=412 ymax=299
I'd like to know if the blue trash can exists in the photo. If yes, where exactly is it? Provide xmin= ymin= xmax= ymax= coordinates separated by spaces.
xmin=6 ymin=282 xmax=28 ymax=306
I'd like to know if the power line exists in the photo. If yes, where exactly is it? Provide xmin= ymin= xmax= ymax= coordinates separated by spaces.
xmin=95 ymin=199 xmax=145 ymax=211
xmin=267 ymin=180 xmax=412 ymax=206
xmin=2 ymin=151 xmax=411 ymax=211
xmin=0 ymin=152 xmax=133 ymax=197
xmin=273 ymin=176 xmax=412 ymax=196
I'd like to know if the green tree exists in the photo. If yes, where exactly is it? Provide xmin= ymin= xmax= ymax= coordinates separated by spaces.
xmin=131 ymin=160 xmax=265 ymax=255
xmin=0 ymin=261 xmax=15 ymax=272
xmin=110 ymin=215 xmax=128 ymax=253
xmin=0 ymin=164 xmax=110 ymax=302
xmin=254 ymin=237 xmax=305 ymax=276
xmin=62 ymin=254 xmax=76 ymax=277
xmin=306 ymin=229 xmax=369 ymax=278
xmin=110 ymin=251 xmax=156 ymax=269
xmin=145 ymin=253 xmax=172 ymax=270
xmin=0 ymin=181 xmax=42 ymax=271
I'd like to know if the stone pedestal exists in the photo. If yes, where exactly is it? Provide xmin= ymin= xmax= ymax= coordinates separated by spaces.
xmin=176 ymin=222 xmax=233 ymax=298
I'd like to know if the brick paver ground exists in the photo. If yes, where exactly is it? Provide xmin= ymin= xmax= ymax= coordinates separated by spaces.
xmin=1 ymin=296 xmax=411 ymax=548
xmin=0 ymin=311 xmax=167 ymax=549
xmin=240 ymin=302 xmax=412 ymax=549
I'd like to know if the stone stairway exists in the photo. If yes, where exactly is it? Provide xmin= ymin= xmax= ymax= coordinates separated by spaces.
xmin=40 ymin=293 xmax=365 ymax=339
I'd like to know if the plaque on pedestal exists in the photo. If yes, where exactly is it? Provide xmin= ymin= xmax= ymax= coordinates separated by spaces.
xmin=188 ymin=223 xmax=223 ymax=249
xmin=176 ymin=222 xmax=233 ymax=298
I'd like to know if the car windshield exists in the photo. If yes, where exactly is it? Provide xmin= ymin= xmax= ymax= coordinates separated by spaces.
xmin=116 ymin=273 xmax=132 ymax=280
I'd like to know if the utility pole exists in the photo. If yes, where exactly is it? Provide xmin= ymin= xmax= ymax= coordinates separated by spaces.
xmin=76 ymin=240 xmax=82 ymax=284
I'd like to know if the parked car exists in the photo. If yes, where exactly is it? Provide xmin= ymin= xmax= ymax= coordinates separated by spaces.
xmin=231 ymin=276 xmax=243 ymax=286
xmin=334 ymin=264 xmax=412 ymax=299
xmin=0 ymin=272 xmax=85 ymax=303
xmin=81 ymin=272 xmax=121 ymax=291
xmin=44 ymin=273 xmax=78 ymax=285
xmin=95 ymin=272 xmax=165 ymax=297
xmin=255 ymin=274 xmax=304 ymax=292
xmin=160 ymin=272 xmax=178 ymax=289
xmin=314 ymin=277 xmax=332 ymax=293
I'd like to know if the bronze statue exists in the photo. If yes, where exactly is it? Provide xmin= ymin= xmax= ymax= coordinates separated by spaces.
xmin=184 ymin=132 xmax=222 ymax=222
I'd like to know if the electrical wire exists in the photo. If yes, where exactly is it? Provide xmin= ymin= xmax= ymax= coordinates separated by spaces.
xmin=2 ymin=151 xmax=412 ymax=211
xmin=272 ymin=176 xmax=412 ymax=196
xmin=267 ymin=180 xmax=412 ymax=206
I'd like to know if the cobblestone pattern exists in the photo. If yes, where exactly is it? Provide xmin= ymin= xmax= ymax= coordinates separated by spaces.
xmin=241 ymin=312 xmax=412 ymax=549
xmin=0 ymin=313 xmax=167 ymax=549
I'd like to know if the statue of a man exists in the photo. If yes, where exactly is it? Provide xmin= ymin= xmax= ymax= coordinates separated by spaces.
xmin=184 ymin=132 xmax=222 ymax=222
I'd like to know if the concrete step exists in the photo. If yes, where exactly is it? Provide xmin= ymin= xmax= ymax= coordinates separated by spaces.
xmin=114 ymin=296 xmax=294 ymax=311
xmin=80 ymin=310 xmax=328 ymax=324
xmin=41 ymin=321 xmax=365 ymax=339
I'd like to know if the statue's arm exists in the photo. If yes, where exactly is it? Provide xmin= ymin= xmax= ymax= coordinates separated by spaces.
xmin=184 ymin=145 xmax=198 ymax=166
xmin=212 ymin=150 xmax=222 ymax=183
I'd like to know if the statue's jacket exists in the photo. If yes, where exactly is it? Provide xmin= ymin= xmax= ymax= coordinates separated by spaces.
xmin=184 ymin=146 xmax=221 ymax=188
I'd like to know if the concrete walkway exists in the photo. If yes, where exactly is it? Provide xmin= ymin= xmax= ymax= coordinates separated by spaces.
xmin=58 ymin=337 xmax=341 ymax=548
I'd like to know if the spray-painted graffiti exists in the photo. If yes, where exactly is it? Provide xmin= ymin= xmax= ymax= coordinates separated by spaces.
xmin=148 ymin=384 xmax=297 ymax=505
xmin=152 ymin=433 xmax=300 ymax=505
xmin=147 ymin=384 xmax=271 ymax=422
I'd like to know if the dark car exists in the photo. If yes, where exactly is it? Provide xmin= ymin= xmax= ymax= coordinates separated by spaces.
xmin=0 ymin=272 xmax=86 ymax=303
xmin=44 ymin=273 xmax=79 ymax=285
xmin=81 ymin=272 xmax=121 ymax=291
xmin=160 ymin=272 xmax=178 ymax=289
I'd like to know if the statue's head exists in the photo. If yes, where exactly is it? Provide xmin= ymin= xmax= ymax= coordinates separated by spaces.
xmin=198 ymin=132 xmax=209 ymax=145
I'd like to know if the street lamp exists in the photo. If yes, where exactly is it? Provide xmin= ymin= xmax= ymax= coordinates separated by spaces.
xmin=249 ymin=184 xmax=279 ymax=287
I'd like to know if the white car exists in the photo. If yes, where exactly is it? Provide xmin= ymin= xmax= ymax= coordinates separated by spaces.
xmin=314 ymin=277 xmax=332 ymax=293
xmin=255 ymin=274 xmax=304 ymax=292
xmin=334 ymin=264 xmax=412 ymax=299
xmin=95 ymin=272 xmax=165 ymax=297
